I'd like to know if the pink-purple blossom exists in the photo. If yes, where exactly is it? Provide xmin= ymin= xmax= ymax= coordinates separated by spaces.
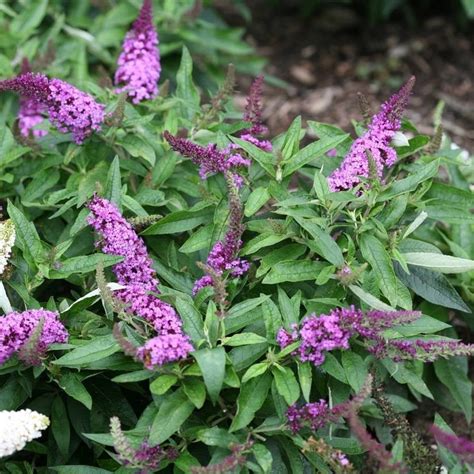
xmin=328 ymin=77 xmax=415 ymax=191
xmin=0 ymin=309 xmax=68 ymax=365
xmin=240 ymin=75 xmax=272 ymax=151
xmin=277 ymin=306 xmax=472 ymax=365
xmin=1 ymin=72 xmax=105 ymax=144
xmin=164 ymin=131 xmax=250 ymax=180
xmin=87 ymin=196 xmax=192 ymax=367
xmin=431 ymin=425 xmax=474 ymax=465
xmin=115 ymin=0 xmax=160 ymax=103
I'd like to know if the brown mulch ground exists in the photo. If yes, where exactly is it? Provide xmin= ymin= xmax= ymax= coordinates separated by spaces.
xmin=221 ymin=1 xmax=474 ymax=151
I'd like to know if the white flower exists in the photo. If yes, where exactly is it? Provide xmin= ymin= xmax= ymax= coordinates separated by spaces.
xmin=0 ymin=220 xmax=15 ymax=276
xmin=0 ymin=409 xmax=50 ymax=458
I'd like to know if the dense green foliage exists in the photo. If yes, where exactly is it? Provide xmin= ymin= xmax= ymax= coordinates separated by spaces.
xmin=0 ymin=1 xmax=473 ymax=473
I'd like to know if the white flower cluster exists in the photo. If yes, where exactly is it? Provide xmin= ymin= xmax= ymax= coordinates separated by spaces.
xmin=0 ymin=409 xmax=50 ymax=458
xmin=0 ymin=219 xmax=15 ymax=276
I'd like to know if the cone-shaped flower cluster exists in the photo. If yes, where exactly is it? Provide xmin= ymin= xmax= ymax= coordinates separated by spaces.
xmin=164 ymin=131 xmax=250 ymax=180
xmin=328 ymin=77 xmax=415 ymax=192
xmin=87 ymin=196 xmax=192 ymax=368
xmin=0 ymin=72 xmax=104 ymax=144
xmin=240 ymin=75 xmax=272 ymax=151
xmin=0 ymin=309 xmax=68 ymax=365
xmin=17 ymin=60 xmax=47 ymax=138
xmin=277 ymin=305 xmax=474 ymax=365
xmin=193 ymin=172 xmax=249 ymax=296
xmin=0 ymin=409 xmax=49 ymax=458
xmin=0 ymin=219 xmax=15 ymax=276
xmin=115 ymin=0 xmax=160 ymax=103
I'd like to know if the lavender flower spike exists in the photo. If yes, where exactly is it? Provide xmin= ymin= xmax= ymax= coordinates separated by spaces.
xmin=240 ymin=75 xmax=272 ymax=152
xmin=164 ymin=131 xmax=250 ymax=180
xmin=0 ymin=309 xmax=68 ymax=365
xmin=87 ymin=196 xmax=193 ymax=366
xmin=17 ymin=60 xmax=47 ymax=138
xmin=115 ymin=0 xmax=160 ymax=103
xmin=328 ymin=76 xmax=415 ymax=192
xmin=431 ymin=425 xmax=474 ymax=465
xmin=1 ymin=72 xmax=105 ymax=144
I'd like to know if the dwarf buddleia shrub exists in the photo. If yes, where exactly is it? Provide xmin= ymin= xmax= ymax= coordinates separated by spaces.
xmin=0 ymin=1 xmax=473 ymax=473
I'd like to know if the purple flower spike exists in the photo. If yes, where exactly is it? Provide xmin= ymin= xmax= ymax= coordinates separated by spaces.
xmin=1 ymin=72 xmax=105 ymax=144
xmin=164 ymin=131 xmax=250 ymax=179
xmin=241 ymin=75 xmax=272 ymax=151
xmin=328 ymin=77 xmax=415 ymax=192
xmin=431 ymin=425 xmax=474 ymax=465
xmin=115 ymin=0 xmax=160 ymax=103
xmin=0 ymin=309 xmax=68 ymax=365
xmin=87 ymin=196 xmax=192 ymax=367
xmin=136 ymin=332 xmax=193 ymax=368
xmin=17 ymin=60 xmax=47 ymax=138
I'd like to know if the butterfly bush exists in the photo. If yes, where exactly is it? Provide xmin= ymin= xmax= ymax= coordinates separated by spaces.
xmin=0 ymin=72 xmax=105 ymax=143
xmin=87 ymin=196 xmax=192 ymax=367
xmin=0 ymin=309 xmax=68 ymax=365
xmin=0 ymin=409 xmax=49 ymax=458
xmin=115 ymin=0 xmax=161 ymax=103
xmin=328 ymin=77 xmax=415 ymax=191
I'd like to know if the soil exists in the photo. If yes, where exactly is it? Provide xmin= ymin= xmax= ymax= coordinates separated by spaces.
xmin=219 ymin=1 xmax=474 ymax=151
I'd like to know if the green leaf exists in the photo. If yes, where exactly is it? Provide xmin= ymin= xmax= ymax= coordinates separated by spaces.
xmin=105 ymin=156 xmax=121 ymax=206
xmin=382 ymin=359 xmax=433 ymax=399
xmin=111 ymin=370 xmax=154 ymax=383
xmin=53 ymin=335 xmax=119 ymax=367
xmin=142 ymin=206 xmax=213 ymax=235
xmin=192 ymin=347 xmax=226 ymax=404
xmin=183 ymin=378 xmax=206 ymax=409
xmin=281 ymin=116 xmax=302 ymax=161
xmin=10 ymin=0 xmax=48 ymax=36
xmin=150 ymin=375 xmax=178 ymax=396
xmin=229 ymin=343 xmax=269 ymax=372
xmin=295 ymin=218 xmax=344 ymax=266
xmin=425 ymin=206 xmax=474 ymax=224
xmin=394 ymin=263 xmax=470 ymax=313
xmin=225 ymin=295 xmax=270 ymax=334
xmin=59 ymin=372 xmax=92 ymax=409
xmin=378 ymin=160 xmax=439 ymax=200
xmin=229 ymin=373 xmax=272 ymax=432
xmin=297 ymin=362 xmax=312 ymax=402
xmin=242 ymin=233 xmax=290 ymax=255
xmin=283 ymin=134 xmax=350 ymax=177
xmin=262 ymin=260 xmax=328 ymax=284
xmin=434 ymin=358 xmax=472 ymax=423
xmin=321 ymin=353 xmax=347 ymax=383
xmin=262 ymin=298 xmax=283 ymax=340
xmin=175 ymin=297 xmax=205 ymax=343
xmin=8 ymin=201 xmax=45 ymax=265
xmin=176 ymin=46 xmax=200 ymax=119
xmin=245 ymin=187 xmax=271 ymax=217
xmin=272 ymin=366 xmax=300 ymax=405
xmin=51 ymin=397 xmax=70 ymax=457
xmin=242 ymin=362 xmax=269 ymax=384
xmin=230 ymin=137 xmax=275 ymax=177
xmin=341 ymin=352 xmax=367 ymax=392
xmin=402 ymin=252 xmax=474 ymax=274
xmin=179 ymin=224 xmax=213 ymax=253
xmin=349 ymin=285 xmax=394 ymax=311
xmin=149 ymin=389 xmax=194 ymax=444
xmin=253 ymin=443 xmax=273 ymax=473
xmin=196 ymin=427 xmax=238 ymax=448
xmin=360 ymin=234 xmax=398 ymax=307
xmin=117 ymin=135 xmax=156 ymax=167
xmin=224 ymin=333 xmax=267 ymax=346
xmin=49 ymin=254 xmax=122 ymax=279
